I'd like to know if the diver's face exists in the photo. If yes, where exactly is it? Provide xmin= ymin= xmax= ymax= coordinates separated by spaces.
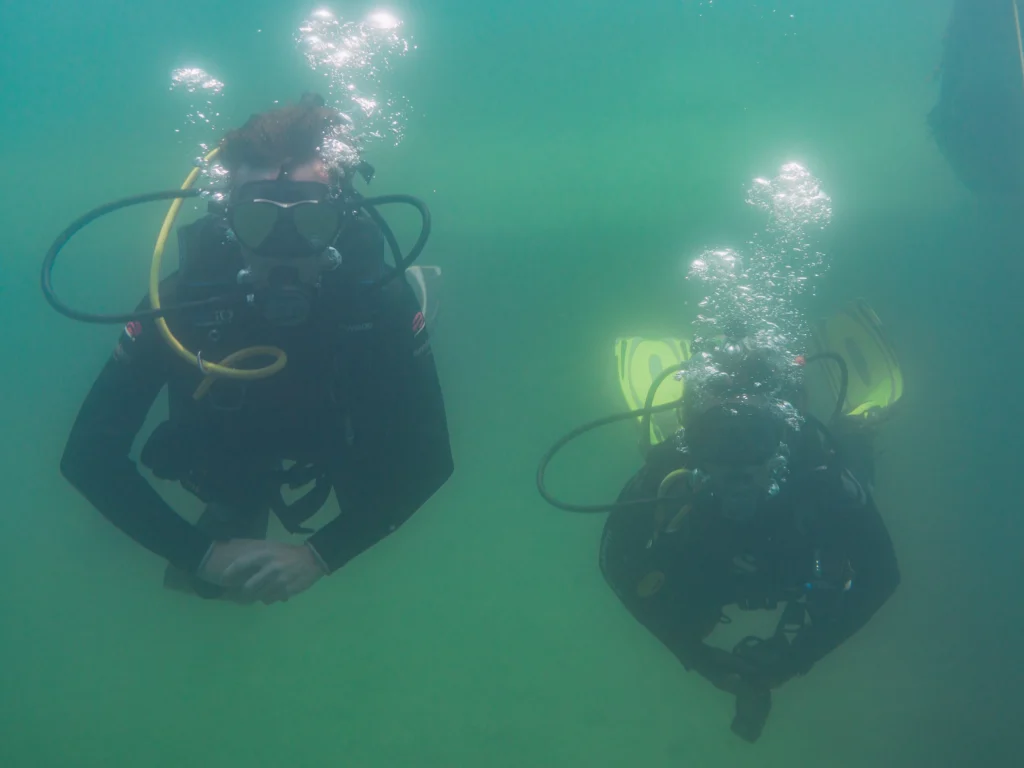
xmin=700 ymin=461 xmax=775 ymax=524
xmin=229 ymin=159 xmax=335 ymax=256
xmin=227 ymin=160 xmax=342 ymax=325
xmin=228 ymin=160 xmax=342 ymax=273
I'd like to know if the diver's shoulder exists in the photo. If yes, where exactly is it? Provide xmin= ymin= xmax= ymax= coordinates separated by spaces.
xmin=836 ymin=467 xmax=870 ymax=507
xmin=794 ymin=458 xmax=870 ymax=501
xmin=178 ymin=213 xmax=235 ymax=253
xmin=178 ymin=212 xmax=223 ymax=237
xmin=644 ymin=437 xmax=690 ymax=477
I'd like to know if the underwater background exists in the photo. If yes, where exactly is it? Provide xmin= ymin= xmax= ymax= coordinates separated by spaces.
xmin=1 ymin=0 xmax=1021 ymax=765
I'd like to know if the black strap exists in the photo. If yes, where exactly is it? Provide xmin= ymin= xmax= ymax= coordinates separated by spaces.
xmin=774 ymin=599 xmax=807 ymax=641
xmin=731 ymin=599 xmax=807 ymax=668
xmin=268 ymin=463 xmax=333 ymax=534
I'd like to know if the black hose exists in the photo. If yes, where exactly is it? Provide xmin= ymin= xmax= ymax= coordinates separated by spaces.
xmin=41 ymin=189 xmax=232 ymax=324
xmin=354 ymin=194 xmax=431 ymax=287
xmin=537 ymin=361 xmax=688 ymax=513
xmin=638 ymin=363 xmax=689 ymax=456
xmin=536 ymin=351 xmax=852 ymax=514
xmin=42 ymin=189 xmax=432 ymax=325
xmin=352 ymin=192 xmax=404 ymax=268
xmin=535 ymin=397 xmax=687 ymax=513
xmin=804 ymin=352 xmax=849 ymax=425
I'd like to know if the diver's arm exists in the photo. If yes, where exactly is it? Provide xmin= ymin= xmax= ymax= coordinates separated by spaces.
xmin=60 ymin=307 xmax=215 ymax=573
xmin=608 ymin=449 xmax=751 ymax=690
xmin=308 ymin=281 xmax=454 ymax=572
xmin=785 ymin=471 xmax=901 ymax=676
xmin=677 ymin=637 xmax=766 ymax=691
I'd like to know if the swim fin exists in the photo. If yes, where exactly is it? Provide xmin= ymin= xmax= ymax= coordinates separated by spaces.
xmin=810 ymin=298 xmax=904 ymax=425
xmin=614 ymin=336 xmax=691 ymax=446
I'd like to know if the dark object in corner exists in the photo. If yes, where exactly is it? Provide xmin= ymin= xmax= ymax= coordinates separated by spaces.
xmin=929 ymin=0 xmax=1024 ymax=201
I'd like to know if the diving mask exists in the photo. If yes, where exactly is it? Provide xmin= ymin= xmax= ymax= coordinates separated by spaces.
xmin=228 ymin=180 xmax=344 ymax=326
xmin=228 ymin=180 xmax=344 ymax=258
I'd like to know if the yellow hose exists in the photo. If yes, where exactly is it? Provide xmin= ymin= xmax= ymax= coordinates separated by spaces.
xmin=651 ymin=469 xmax=693 ymax=541
xmin=149 ymin=146 xmax=287 ymax=399
xmin=657 ymin=469 xmax=692 ymax=499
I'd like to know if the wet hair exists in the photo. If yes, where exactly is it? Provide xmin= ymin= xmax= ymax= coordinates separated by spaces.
xmin=683 ymin=403 xmax=787 ymax=465
xmin=679 ymin=339 xmax=807 ymax=435
xmin=219 ymin=93 xmax=346 ymax=182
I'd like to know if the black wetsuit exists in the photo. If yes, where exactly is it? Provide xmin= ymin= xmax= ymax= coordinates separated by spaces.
xmin=600 ymin=426 xmax=900 ymax=695
xmin=60 ymin=213 xmax=454 ymax=579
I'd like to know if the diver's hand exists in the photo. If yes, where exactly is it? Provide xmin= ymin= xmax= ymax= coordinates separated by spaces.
xmin=697 ymin=642 xmax=778 ymax=742
xmin=732 ymin=635 xmax=800 ymax=690
xmin=731 ymin=682 xmax=772 ymax=743
xmin=198 ymin=539 xmax=269 ymax=589
xmin=697 ymin=647 xmax=773 ymax=741
xmin=222 ymin=540 xmax=326 ymax=605
xmin=699 ymin=646 xmax=760 ymax=694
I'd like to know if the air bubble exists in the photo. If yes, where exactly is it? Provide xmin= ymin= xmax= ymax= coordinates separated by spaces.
xmin=295 ymin=6 xmax=414 ymax=172
xmin=681 ymin=163 xmax=834 ymax=430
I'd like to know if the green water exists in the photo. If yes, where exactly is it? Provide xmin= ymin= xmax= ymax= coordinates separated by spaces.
xmin=1 ymin=1 xmax=1021 ymax=765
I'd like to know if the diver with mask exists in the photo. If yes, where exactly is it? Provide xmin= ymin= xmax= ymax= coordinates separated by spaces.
xmin=57 ymin=93 xmax=454 ymax=604
xmin=540 ymin=338 xmax=900 ymax=742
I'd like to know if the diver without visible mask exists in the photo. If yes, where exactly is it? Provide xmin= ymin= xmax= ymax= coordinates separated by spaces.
xmin=675 ymin=341 xmax=797 ymax=524
xmin=588 ymin=340 xmax=900 ymax=743
xmin=683 ymin=401 xmax=789 ymax=524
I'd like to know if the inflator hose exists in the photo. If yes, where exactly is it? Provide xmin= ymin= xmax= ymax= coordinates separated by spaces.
xmin=40 ymin=189 xmax=229 ymax=324
xmin=353 ymin=193 xmax=431 ymax=284
xmin=42 ymin=191 xmax=433 ymax=325
xmin=536 ymin=351 xmax=852 ymax=513
xmin=536 ymin=364 xmax=687 ymax=513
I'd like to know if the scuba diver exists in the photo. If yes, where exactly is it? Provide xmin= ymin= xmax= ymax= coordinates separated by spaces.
xmin=52 ymin=93 xmax=454 ymax=604
xmin=538 ymin=306 xmax=903 ymax=742
xmin=613 ymin=300 xmax=904 ymax=491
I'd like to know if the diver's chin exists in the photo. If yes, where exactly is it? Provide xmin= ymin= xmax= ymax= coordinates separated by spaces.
xmin=714 ymin=489 xmax=766 ymax=524
xmin=260 ymin=284 xmax=315 ymax=327
xmin=237 ymin=254 xmax=327 ymax=327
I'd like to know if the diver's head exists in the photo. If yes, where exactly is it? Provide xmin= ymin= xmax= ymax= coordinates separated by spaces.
xmin=218 ymin=94 xmax=351 ymax=324
xmin=220 ymin=92 xmax=349 ymax=190
xmin=680 ymin=338 xmax=805 ymax=523
xmin=683 ymin=401 xmax=789 ymax=523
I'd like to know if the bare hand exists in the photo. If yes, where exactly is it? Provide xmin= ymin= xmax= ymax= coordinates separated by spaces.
xmin=198 ymin=539 xmax=270 ymax=589
xmin=700 ymin=646 xmax=759 ymax=694
xmin=222 ymin=540 xmax=325 ymax=605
